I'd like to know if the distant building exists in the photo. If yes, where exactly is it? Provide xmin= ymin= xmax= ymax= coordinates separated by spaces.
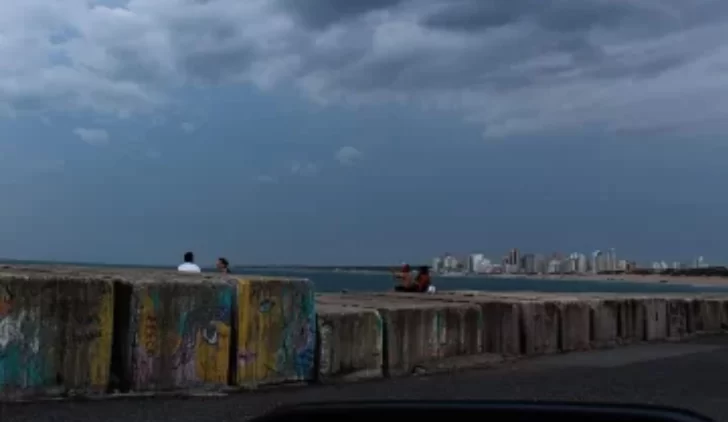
xmin=432 ymin=257 xmax=443 ymax=273
xmin=468 ymin=253 xmax=490 ymax=274
xmin=534 ymin=254 xmax=547 ymax=274
xmin=508 ymin=248 xmax=520 ymax=268
xmin=618 ymin=260 xmax=629 ymax=271
xmin=547 ymin=259 xmax=561 ymax=274
xmin=577 ymin=253 xmax=588 ymax=273
xmin=521 ymin=253 xmax=536 ymax=274
xmin=592 ymin=250 xmax=603 ymax=274
xmin=443 ymin=255 xmax=459 ymax=272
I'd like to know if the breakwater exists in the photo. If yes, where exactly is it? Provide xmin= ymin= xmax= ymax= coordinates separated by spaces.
xmin=0 ymin=265 xmax=726 ymax=400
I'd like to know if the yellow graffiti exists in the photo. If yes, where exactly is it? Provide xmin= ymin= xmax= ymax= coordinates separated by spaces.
xmin=89 ymin=283 xmax=114 ymax=388
xmin=236 ymin=279 xmax=285 ymax=386
xmin=139 ymin=291 xmax=158 ymax=356
xmin=194 ymin=321 xmax=230 ymax=384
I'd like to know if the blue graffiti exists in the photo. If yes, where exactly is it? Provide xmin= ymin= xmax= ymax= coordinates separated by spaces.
xmin=259 ymin=299 xmax=274 ymax=314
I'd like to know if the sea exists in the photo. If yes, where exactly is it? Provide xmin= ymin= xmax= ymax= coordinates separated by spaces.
xmin=4 ymin=260 xmax=728 ymax=294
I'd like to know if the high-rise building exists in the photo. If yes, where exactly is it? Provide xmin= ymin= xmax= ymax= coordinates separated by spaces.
xmin=577 ymin=253 xmax=588 ymax=273
xmin=468 ymin=253 xmax=485 ymax=273
xmin=432 ymin=257 xmax=443 ymax=273
xmin=509 ymin=248 xmax=520 ymax=267
xmin=591 ymin=250 xmax=602 ymax=274
xmin=534 ymin=254 xmax=547 ymax=274
xmin=521 ymin=253 xmax=536 ymax=274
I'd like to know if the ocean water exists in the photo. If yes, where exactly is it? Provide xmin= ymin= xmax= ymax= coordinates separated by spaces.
xmin=4 ymin=260 xmax=728 ymax=294
xmin=233 ymin=268 xmax=728 ymax=294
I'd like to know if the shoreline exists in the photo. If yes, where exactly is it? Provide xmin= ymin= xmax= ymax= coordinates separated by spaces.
xmin=272 ymin=268 xmax=728 ymax=288
xmin=482 ymin=273 xmax=728 ymax=288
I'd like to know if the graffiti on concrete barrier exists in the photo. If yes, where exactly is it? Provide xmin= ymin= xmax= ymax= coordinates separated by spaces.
xmin=0 ymin=285 xmax=14 ymax=317
xmin=0 ymin=282 xmax=113 ymax=392
xmin=0 ymin=284 xmax=47 ymax=390
xmin=133 ymin=286 xmax=233 ymax=390
xmin=236 ymin=280 xmax=316 ymax=384
xmin=317 ymin=321 xmax=333 ymax=375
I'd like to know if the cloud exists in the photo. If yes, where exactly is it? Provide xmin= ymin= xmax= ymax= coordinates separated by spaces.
xmin=335 ymin=146 xmax=362 ymax=166
xmin=290 ymin=160 xmax=318 ymax=176
xmin=145 ymin=149 xmax=161 ymax=159
xmin=180 ymin=121 xmax=196 ymax=133
xmin=4 ymin=1 xmax=728 ymax=138
xmin=73 ymin=127 xmax=110 ymax=146
xmin=255 ymin=174 xmax=276 ymax=184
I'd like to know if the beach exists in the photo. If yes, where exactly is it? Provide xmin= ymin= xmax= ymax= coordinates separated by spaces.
xmin=487 ymin=272 xmax=728 ymax=287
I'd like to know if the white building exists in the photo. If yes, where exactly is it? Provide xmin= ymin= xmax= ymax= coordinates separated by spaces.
xmin=577 ymin=253 xmax=588 ymax=273
xmin=443 ymin=255 xmax=459 ymax=271
xmin=592 ymin=250 xmax=603 ymax=274
xmin=547 ymin=259 xmax=561 ymax=274
xmin=431 ymin=257 xmax=443 ymax=273
xmin=468 ymin=254 xmax=491 ymax=274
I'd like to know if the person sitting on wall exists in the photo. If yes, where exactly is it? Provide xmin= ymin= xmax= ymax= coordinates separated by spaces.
xmin=395 ymin=266 xmax=431 ymax=293
xmin=392 ymin=263 xmax=413 ymax=289
xmin=178 ymin=251 xmax=202 ymax=273
xmin=216 ymin=257 xmax=232 ymax=274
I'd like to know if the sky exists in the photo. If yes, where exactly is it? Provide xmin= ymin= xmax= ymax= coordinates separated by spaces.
xmin=2 ymin=0 xmax=728 ymax=266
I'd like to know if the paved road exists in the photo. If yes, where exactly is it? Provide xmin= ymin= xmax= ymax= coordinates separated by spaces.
xmin=4 ymin=336 xmax=728 ymax=422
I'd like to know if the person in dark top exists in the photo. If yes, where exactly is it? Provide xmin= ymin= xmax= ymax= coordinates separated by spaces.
xmin=216 ymin=257 xmax=232 ymax=274
xmin=395 ymin=266 xmax=431 ymax=293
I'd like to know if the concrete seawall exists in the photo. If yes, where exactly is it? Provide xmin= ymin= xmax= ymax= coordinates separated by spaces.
xmin=0 ymin=266 xmax=727 ymax=400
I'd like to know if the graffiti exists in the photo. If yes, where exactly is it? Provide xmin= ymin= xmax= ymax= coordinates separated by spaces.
xmin=0 ymin=285 xmax=13 ymax=317
xmin=143 ymin=315 xmax=157 ymax=355
xmin=318 ymin=322 xmax=333 ymax=375
xmin=0 ymin=311 xmax=27 ymax=349
xmin=133 ymin=346 xmax=154 ymax=387
xmin=277 ymin=285 xmax=316 ymax=379
xmin=259 ymin=299 xmax=274 ymax=313
xmin=201 ymin=324 xmax=218 ymax=345
xmin=238 ymin=350 xmax=257 ymax=366
xmin=0 ymin=308 xmax=45 ymax=389
xmin=127 ymin=285 xmax=234 ymax=389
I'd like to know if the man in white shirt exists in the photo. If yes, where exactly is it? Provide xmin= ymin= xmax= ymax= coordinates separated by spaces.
xmin=178 ymin=251 xmax=202 ymax=273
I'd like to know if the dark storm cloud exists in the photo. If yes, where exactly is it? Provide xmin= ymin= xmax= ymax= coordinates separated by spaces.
xmin=420 ymin=0 xmax=635 ymax=33
xmin=8 ymin=0 xmax=728 ymax=137
xmin=278 ymin=0 xmax=407 ymax=29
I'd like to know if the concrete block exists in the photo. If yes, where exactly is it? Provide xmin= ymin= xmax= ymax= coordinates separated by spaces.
xmin=666 ymin=298 xmax=693 ymax=339
xmin=348 ymin=293 xmax=484 ymax=356
xmin=421 ymin=291 xmax=520 ymax=356
xmin=317 ymin=294 xmax=482 ymax=377
xmin=642 ymin=298 xmax=668 ymax=341
xmin=0 ymin=272 xmax=114 ymax=399
xmin=720 ymin=299 xmax=728 ymax=329
xmin=316 ymin=304 xmax=383 ymax=381
xmin=618 ymin=298 xmax=646 ymax=342
xmin=559 ymin=299 xmax=591 ymax=351
xmin=518 ymin=300 xmax=560 ymax=355
xmin=235 ymin=277 xmax=316 ymax=387
xmin=690 ymin=299 xmax=723 ymax=334
xmin=125 ymin=278 xmax=234 ymax=392
xmin=590 ymin=299 xmax=621 ymax=348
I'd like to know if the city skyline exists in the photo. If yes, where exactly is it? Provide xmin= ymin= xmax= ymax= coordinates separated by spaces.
xmin=431 ymin=248 xmax=712 ymax=275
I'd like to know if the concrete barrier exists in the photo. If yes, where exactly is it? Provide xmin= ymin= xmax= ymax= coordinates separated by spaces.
xmin=387 ymin=291 xmax=521 ymax=356
xmin=0 ymin=271 xmax=114 ymax=399
xmin=121 ymin=275 xmax=235 ymax=392
xmin=2 ymin=264 xmax=728 ymax=401
xmin=234 ymin=277 xmax=316 ymax=388
xmin=317 ymin=293 xmax=483 ymax=376
xmin=316 ymin=303 xmax=383 ymax=381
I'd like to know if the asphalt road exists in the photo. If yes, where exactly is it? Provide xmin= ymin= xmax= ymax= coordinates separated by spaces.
xmin=4 ymin=336 xmax=728 ymax=422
